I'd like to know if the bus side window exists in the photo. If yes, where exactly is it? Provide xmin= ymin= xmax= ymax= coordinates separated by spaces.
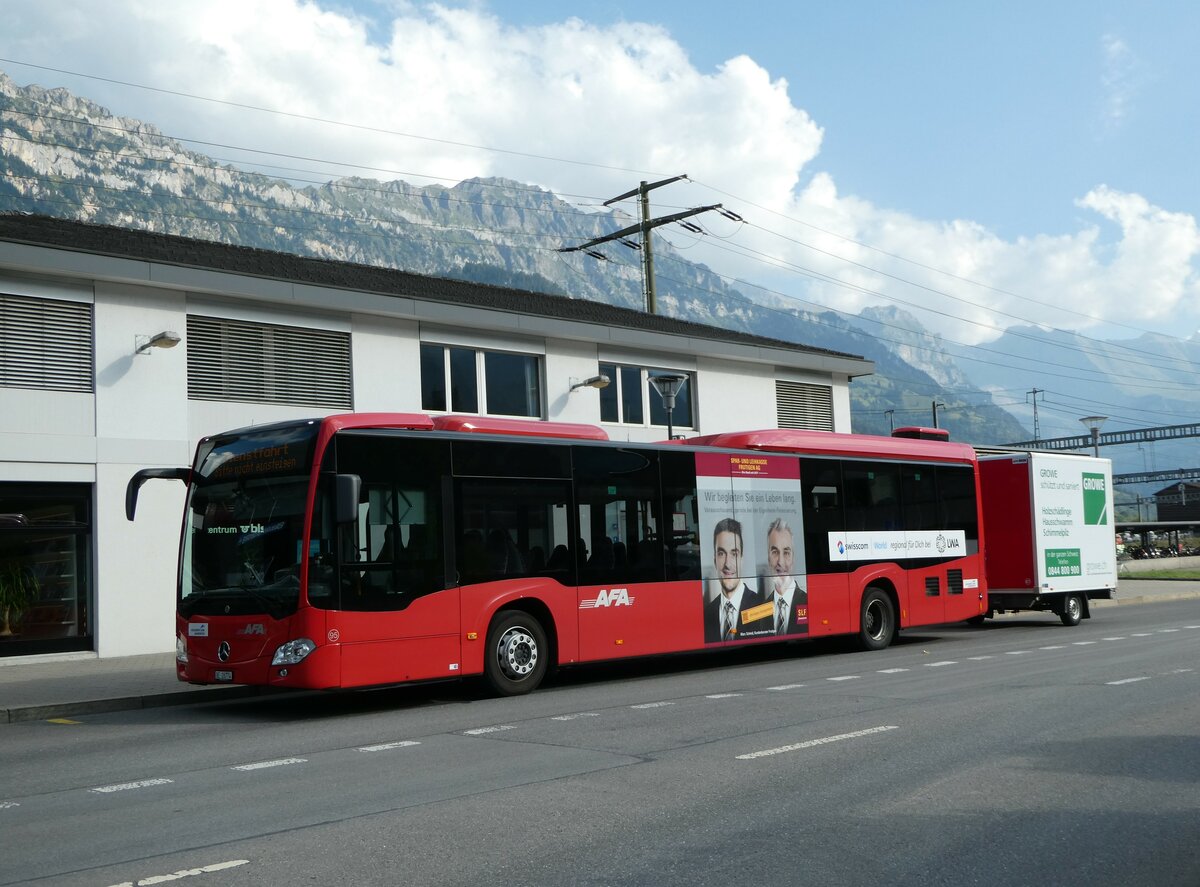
xmin=800 ymin=458 xmax=844 ymax=573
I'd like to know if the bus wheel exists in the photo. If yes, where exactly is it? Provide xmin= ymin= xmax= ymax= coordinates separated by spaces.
xmin=1060 ymin=594 xmax=1083 ymax=627
xmin=485 ymin=610 xmax=548 ymax=696
xmin=858 ymin=588 xmax=896 ymax=651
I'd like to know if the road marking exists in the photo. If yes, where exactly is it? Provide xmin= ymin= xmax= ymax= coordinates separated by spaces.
xmin=967 ymin=655 xmax=993 ymax=661
xmin=737 ymin=725 xmax=900 ymax=760
xmin=231 ymin=758 xmax=306 ymax=771
xmin=765 ymin=683 xmax=807 ymax=690
xmin=47 ymin=718 xmax=81 ymax=724
xmin=90 ymin=778 xmax=174 ymax=793
xmin=925 ymin=661 xmax=956 ymax=667
xmin=105 ymin=859 xmax=249 ymax=886
xmin=1039 ymin=645 xmax=1066 ymax=650
xmin=1158 ymin=629 xmax=1181 ymax=633
xmin=1005 ymin=651 xmax=1031 ymax=656
xmin=706 ymin=693 xmax=743 ymax=698
xmin=630 ymin=701 xmax=674 ymax=709
xmin=1072 ymin=641 xmax=1097 ymax=646
xmin=1106 ymin=677 xmax=1150 ymax=686
xmin=550 ymin=712 xmax=600 ymax=721
xmin=1102 ymin=637 xmax=1126 ymax=641
xmin=1186 ymin=625 xmax=1200 ymax=629
xmin=1164 ymin=668 xmax=1194 ymax=675
xmin=0 ymin=801 xmax=19 ymax=809
xmin=463 ymin=725 xmax=516 ymax=735
xmin=358 ymin=741 xmax=420 ymax=752
xmin=1131 ymin=633 xmax=1152 ymax=637
xmin=877 ymin=668 xmax=909 ymax=674
xmin=827 ymin=675 xmax=860 ymax=681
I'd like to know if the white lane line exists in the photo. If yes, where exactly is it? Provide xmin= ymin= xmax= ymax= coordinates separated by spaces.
xmin=1005 ymin=651 xmax=1031 ymax=656
xmin=1072 ymin=641 xmax=1097 ymax=646
xmin=1186 ymin=625 xmax=1200 ymax=629
xmin=1106 ymin=677 xmax=1150 ymax=686
xmin=358 ymin=741 xmax=421 ymax=752
xmin=231 ymin=758 xmax=306 ymax=771
xmin=1040 ymin=645 xmax=1066 ymax=650
xmin=1102 ymin=637 xmax=1126 ymax=641
xmin=463 ymin=725 xmax=515 ymax=735
xmin=1165 ymin=668 xmax=1195 ymax=675
xmin=877 ymin=668 xmax=909 ymax=674
xmin=0 ymin=801 xmax=19 ymax=809
xmin=1131 ymin=633 xmax=1152 ymax=637
xmin=706 ymin=693 xmax=743 ymax=699
xmin=967 ymin=655 xmax=993 ymax=661
xmin=738 ymin=725 xmax=900 ymax=760
xmin=631 ymin=701 xmax=674 ymax=709
xmin=925 ymin=661 xmax=956 ymax=668
xmin=550 ymin=712 xmax=600 ymax=721
xmin=765 ymin=683 xmax=807 ymax=690
xmin=1158 ymin=629 xmax=1181 ymax=633
xmin=90 ymin=778 xmax=174 ymax=793
xmin=827 ymin=675 xmax=860 ymax=681
xmin=105 ymin=859 xmax=249 ymax=886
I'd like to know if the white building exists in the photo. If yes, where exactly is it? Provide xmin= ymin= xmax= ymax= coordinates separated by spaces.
xmin=0 ymin=214 xmax=872 ymax=659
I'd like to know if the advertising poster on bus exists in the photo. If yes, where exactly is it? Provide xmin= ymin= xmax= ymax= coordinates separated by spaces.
xmin=695 ymin=452 xmax=807 ymax=644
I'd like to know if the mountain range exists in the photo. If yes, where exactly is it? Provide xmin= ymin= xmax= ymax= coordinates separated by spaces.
xmin=3 ymin=69 xmax=1197 ymax=482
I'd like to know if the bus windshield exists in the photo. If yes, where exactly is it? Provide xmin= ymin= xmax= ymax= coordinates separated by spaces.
xmin=179 ymin=424 xmax=318 ymax=619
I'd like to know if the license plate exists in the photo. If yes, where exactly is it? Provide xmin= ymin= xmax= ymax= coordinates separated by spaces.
xmin=214 ymin=670 xmax=234 ymax=682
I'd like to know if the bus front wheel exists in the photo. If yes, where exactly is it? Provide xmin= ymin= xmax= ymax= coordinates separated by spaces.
xmin=858 ymin=588 xmax=896 ymax=651
xmin=484 ymin=610 xmax=548 ymax=696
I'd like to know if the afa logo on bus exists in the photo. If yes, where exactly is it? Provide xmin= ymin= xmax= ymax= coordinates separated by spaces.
xmin=580 ymin=588 xmax=636 ymax=608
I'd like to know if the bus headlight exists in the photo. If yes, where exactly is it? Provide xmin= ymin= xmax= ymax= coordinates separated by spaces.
xmin=176 ymin=633 xmax=188 ymax=664
xmin=271 ymin=638 xmax=316 ymax=666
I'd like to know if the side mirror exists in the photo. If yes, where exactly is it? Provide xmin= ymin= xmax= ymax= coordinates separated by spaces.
xmin=335 ymin=474 xmax=361 ymax=524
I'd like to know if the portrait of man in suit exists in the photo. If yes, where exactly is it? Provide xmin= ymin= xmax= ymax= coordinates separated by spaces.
xmin=704 ymin=517 xmax=771 ymax=642
xmin=764 ymin=517 xmax=808 ymax=635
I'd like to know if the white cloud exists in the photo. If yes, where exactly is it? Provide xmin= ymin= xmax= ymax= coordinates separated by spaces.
xmin=1099 ymin=33 xmax=1138 ymax=132
xmin=1 ymin=1 xmax=1198 ymax=348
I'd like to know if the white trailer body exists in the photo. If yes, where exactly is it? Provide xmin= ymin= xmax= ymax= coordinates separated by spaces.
xmin=978 ymin=452 xmax=1117 ymax=625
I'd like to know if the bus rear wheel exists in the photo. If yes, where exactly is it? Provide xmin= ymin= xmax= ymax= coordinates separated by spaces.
xmin=484 ymin=610 xmax=548 ymax=696
xmin=858 ymin=588 xmax=896 ymax=651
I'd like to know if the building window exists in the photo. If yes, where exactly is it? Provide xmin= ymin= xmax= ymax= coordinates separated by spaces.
xmin=0 ymin=483 xmax=92 ymax=657
xmin=420 ymin=343 xmax=542 ymax=418
xmin=776 ymin=380 xmax=833 ymax=431
xmin=187 ymin=315 xmax=352 ymax=408
xmin=599 ymin=363 xmax=694 ymax=430
xmin=0 ymin=293 xmax=93 ymax=392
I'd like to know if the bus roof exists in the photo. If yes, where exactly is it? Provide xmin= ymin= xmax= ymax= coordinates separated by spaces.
xmin=321 ymin=413 xmax=609 ymax=441
xmin=677 ymin=429 xmax=978 ymax=463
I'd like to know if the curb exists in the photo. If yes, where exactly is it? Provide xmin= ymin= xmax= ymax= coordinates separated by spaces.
xmin=2 ymin=685 xmax=265 ymax=725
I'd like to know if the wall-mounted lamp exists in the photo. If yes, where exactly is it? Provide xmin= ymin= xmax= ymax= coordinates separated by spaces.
xmin=570 ymin=374 xmax=610 ymax=392
xmin=135 ymin=330 xmax=182 ymax=355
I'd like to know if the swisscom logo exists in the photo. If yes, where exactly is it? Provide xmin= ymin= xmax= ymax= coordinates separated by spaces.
xmin=837 ymin=540 xmax=845 ymax=555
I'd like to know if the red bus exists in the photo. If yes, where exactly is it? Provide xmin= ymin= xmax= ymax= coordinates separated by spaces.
xmin=125 ymin=413 xmax=987 ymax=695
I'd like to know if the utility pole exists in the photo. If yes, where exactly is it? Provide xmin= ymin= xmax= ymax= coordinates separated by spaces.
xmin=884 ymin=409 xmax=895 ymax=432
xmin=1026 ymin=388 xmax=1044 ymax=440
xmin=932 ymin=401 xmax=946 ymax=429
xmin=557 ymin=174 xmax=735 ymax=314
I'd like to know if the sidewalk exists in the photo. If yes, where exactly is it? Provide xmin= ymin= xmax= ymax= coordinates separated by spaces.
xmin=3 ymin=579 xmax=1199 ymax=724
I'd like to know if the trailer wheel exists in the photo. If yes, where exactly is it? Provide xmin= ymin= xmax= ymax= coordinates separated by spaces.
xmin=858 ymin=588 xmax=896 ymax=651
xmin=1060 ymin=593 xmax=1083 ymax=627
xmin=484 ymin=610 xmax=548 ymax=696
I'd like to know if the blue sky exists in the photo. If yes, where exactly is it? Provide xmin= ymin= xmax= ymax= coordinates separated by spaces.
xmin=456 ymin=0 xmax=1200 ymax=239
xmin=2 ymin=0 xmax=1199 ymax=350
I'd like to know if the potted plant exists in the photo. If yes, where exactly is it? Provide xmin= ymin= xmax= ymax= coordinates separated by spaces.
xmin=0 ymin=558 xmax=38 ymax=636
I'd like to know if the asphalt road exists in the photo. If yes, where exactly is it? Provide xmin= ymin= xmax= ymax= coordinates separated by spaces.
xmin=3 ymin=601 xmax=1199 ymax=887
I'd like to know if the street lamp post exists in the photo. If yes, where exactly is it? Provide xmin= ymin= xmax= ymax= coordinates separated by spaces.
xmin=1079 ymin=415 xmax=1107 ymax=457
xmin=648 ymin=373 xmax=688 ymax=440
